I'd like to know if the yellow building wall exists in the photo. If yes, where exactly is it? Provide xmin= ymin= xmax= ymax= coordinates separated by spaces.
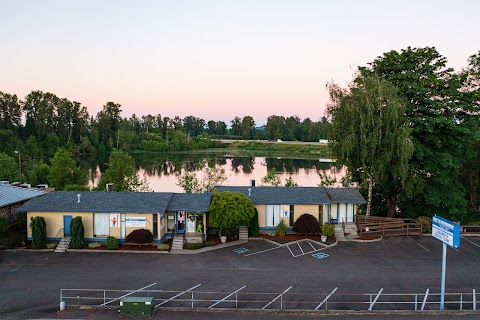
xmin=255 ymin=205 xmax=266 ymax=227
xmin=291 ymin=205 xmax=320 ymax=227
xmin=27 ymin=211 xmax=94 ymax=238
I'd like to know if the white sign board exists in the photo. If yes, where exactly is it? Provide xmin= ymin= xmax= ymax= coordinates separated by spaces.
xmin=126 ymin=217 xmax=146 ymax=228
xmin=432 ymin=216 xmax=460 ymax=248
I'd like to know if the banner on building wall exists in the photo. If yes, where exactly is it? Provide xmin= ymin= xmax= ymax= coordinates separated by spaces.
xmin=110 ymin=214 xmax=120 ymax=227
xmin=160 ymin=213 xmax=165 ymax=229
xmin=126 ymin=217 xmax=146 ymax=227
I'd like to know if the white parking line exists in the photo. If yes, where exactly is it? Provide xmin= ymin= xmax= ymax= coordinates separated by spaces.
xmin=297 ymin=242 xmax=305 ymax=254
xmin=100 ymin=282 xmax=157 ymax=306
xmin=244 ymin=246 xmax=280 ymax=257
xmin=315 ymin=287 xmax=338 ymax=310
xmin=261 ymin=286 xmax=292 ymax=309
xmin=208 ymin=286 xmax=246 ymax=309
xmin=155 ymin=284 xmax=201 ymax=307
xmin=408 ymin=236 xmax=429 ymax=252
xmin=461 ymin=236 xmax=480 ymax=249
xmin=308 ymin=241 xmax=316 ymax=251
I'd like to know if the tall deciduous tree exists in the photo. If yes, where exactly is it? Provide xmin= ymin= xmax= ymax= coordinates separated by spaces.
xmin=0 ymin=152 xmax=20 ymax=182
xmin=176 ymin=165 xmax=227 ymax=193
xmin=49 ymin=149 xmax=86 ymax=190
xmin=98 ymin=149 xmax=150 ymax=192
xmin=209 ymin=190 xmax=255 ymax=237
xmin=0 ymin=92 xmax=22 ymax=130
xmin=327 ymin=75 xmax=413 ymax=216
xmin=360 ymin=47 xmax=480 ymax=220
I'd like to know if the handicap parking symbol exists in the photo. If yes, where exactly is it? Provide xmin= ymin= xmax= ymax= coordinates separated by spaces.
xmin=312 ymin=252 xmax=329 ymax=259
xmin=233 ymin=247 xmax=249 ymax=254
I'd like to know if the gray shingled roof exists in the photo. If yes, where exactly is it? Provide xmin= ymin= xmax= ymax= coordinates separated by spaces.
xmin=325 ymin=188 xmax=366 ymax=204
xmin=213 ymin=186 xmax=332 ymax=205
xmin=18 ymin=191 xmax=174 ymax=213
xmin=0 ymin=185 xmax=46 ymax=208
xmin=166 ymin=193 xmax=212 ymax=212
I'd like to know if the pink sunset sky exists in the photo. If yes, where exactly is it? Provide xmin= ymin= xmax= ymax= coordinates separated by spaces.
xmin=1 ymin=0 xmax=479 ymax=125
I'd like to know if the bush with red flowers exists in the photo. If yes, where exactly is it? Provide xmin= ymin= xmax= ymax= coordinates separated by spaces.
xmin=293 ymin=214 xmax=320 ymax=234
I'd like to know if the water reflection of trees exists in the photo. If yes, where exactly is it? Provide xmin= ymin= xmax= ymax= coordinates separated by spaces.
xmin=265 ymin=158 xmax=333 ymax=174
xmin=133 ymin=153 xmax=227 ymax=176
xmin=130 ymin=152 xmax=336 ymax=177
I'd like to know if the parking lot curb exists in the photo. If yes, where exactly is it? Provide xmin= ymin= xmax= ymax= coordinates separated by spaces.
xmin=351 ymin=235 xmax=383 ymax=243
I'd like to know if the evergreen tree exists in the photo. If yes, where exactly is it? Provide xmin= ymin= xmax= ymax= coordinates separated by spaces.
xmin=30 ymin=216 xmax=47 ymax=249
xmin=70 ymin=216 xmax=85 ymax=249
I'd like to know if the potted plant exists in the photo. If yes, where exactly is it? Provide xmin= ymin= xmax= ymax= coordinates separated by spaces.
xmin=321 ymin=224 xmax=334 ymax=242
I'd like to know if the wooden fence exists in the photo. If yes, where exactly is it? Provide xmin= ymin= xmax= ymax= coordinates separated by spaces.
xmin=355 ymin=215 xmax=422 ymax=237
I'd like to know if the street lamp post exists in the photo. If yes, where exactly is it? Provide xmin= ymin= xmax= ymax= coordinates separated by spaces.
xmin=14 ymin=150 xmax=21 ymax=183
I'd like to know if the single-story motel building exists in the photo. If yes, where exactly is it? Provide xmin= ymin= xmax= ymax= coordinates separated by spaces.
xmin=18 ymin=186 xmax=366 ymax=242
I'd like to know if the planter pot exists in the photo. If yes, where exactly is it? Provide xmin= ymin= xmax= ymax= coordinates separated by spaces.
xmin=220 ymin=236 xmax=227 ymax=243
xmin=321 ymin=235 xmax=327 ymax=243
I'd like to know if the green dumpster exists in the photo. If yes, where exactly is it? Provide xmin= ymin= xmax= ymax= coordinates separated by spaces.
xmin=119 ymin=297 xmax=154 ymax=317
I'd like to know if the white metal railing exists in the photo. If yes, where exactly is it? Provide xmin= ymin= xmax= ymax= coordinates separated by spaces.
xmin=59 ymin=287 xmax=478 ymax=312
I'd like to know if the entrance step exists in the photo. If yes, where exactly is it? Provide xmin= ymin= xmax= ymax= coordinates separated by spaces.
xmin=171 ymin=235 xmax=184 ymax=250
xmin=334 ymin=224 xmax=347 ymax=242
xmin=55 ymin=237 xmax=71 ymax=253
xmin=238 ymin=226 xmax=248 ymax=240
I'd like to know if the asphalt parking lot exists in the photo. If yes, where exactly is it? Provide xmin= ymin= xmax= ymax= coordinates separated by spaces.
xmin=1 ymin=236 xmax=480 ymax=319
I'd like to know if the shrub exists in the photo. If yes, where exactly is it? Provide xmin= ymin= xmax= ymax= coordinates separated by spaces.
xmin=222 ymin=228 xmax=237 ymax=238
xmin=203 ymin=240 xmax=215 ymax=247
xmin=416 ymin=216 xmax=432 ymax=233
xmin=46 ymin=243 xmax=57 ymax=249
xmin=157 ymin=243 xmax=170 ymax=250
xmin=0 ymin=234 xmax=25 ymax=249
xmin=249 ymin=209 xmax=260 ymax=237
xmin=183 ymin=242 xmax=204 ymax=250
xmin=106 ymin=236 xmax=119 ymax=250
xmin=0 ymin=216 xmax=8 ymax=238
xmin=276 ymin=219 xmax=287 ymax=236
xmin=293 ymin=214 xmax=320 ymax=234
xmin=125 ymin=229 xmax=154 ymax=244
xmin=15 ymin=211 xmax=27 ymax=239
xmin=30 ymin=216 xmax=47 ymax=249
xmin=321 ymin=224 xmax=335 ymax=237
xmin=88 ymin=242 xmax=103 ymax=248
xmin=70 ymin=216 xmax=85 ymax=249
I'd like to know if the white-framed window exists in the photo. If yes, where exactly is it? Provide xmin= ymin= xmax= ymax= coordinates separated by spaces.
xmin=266 ymin=205 xmax=288 ymax=226
xmin=94 ymin=213 xmax=110 ymax=237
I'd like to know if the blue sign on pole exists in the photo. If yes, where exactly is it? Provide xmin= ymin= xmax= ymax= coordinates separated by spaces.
xmin=432 ymin=216 xmax=460 ymax=248
xmin=432 ymin=215 xmax=461 ymax=311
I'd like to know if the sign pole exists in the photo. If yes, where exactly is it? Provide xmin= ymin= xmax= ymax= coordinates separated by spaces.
xmin=440 ymin=241 xmax=447 ymax=310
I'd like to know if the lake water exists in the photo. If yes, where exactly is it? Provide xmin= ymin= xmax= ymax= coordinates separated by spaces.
xmin=89 ymin=152 xmax=346 ymax=192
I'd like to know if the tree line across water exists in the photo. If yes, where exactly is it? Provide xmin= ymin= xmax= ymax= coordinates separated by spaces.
xmin=1 ymin=46 xmax=480 ymax=224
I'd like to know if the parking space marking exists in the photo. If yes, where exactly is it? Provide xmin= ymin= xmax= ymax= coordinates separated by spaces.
xmin=208 ymin=285 xmax=246 ymax=309
xmin=308 ymin=241 xmax=316 ymax=251
xmin=100 ymin=282 xmax=157 ymax=306
xmin=312 ymin=252 xmax=329 ymax=260
xmin=288 ymin=241 xmax=328 ymax=258
xmin=461 ymin=236 xmax=480 ymax=249
xmin=408 ymin=236 xmax=430 ymax=252
xmin=261 ymin=286 xmax=292 ymax=309
xmin=297 ymin=242 xmax=305 ymax=254
xmin=233 ymin=248 xmax=249 ymax=254
xmin=244 ymin=246 xmax=280 ymax=257
xmin=315 ymin=287 xmax=338 ymax=310
xmin=154 ymin=284 xmax=201 ymax=307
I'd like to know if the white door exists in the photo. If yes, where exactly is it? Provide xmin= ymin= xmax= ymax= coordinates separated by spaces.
xmin=94 ymin=213 xmax=110 ymax=236
xmin=339 ymin=204 xmax=347 ymax=223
